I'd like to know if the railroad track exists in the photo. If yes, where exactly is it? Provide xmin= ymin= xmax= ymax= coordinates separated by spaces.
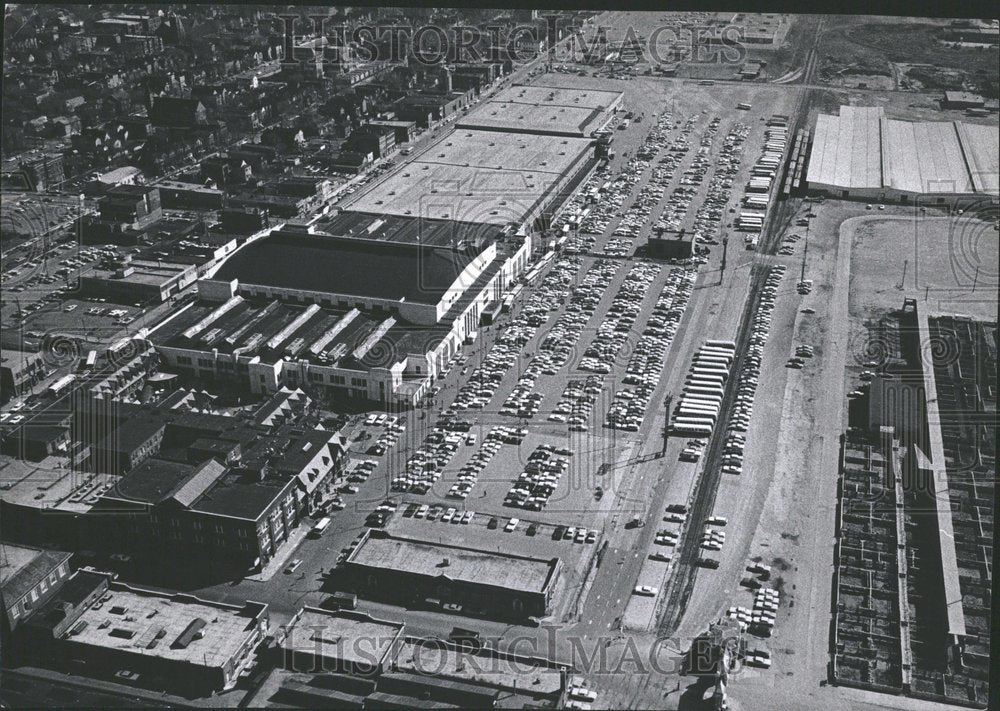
xmin=654 ymin=57 xmax=822 ymax=635
xmin=655 ymin=260 xmax=771 ymax=637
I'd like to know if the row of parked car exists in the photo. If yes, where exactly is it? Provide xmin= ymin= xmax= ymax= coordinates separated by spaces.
xmin=558 ymin=169 xmax=606 ymax=254
xmin=548 ymin=375 xmax=603 ymax=430
xmin=450 ymin=257 xmax=580 ymax=413
xmin=693 ymin=121 xmax=751 ymax=248
xmin=391 ymin=419 xmax=475 ymax=494
xmin=367 ymin=419 xmax=405 ymax=456
xmin=727 ymin=265 xmax=786 ymax=444
xmin=607 ymin=267 xmax=697 ymax=431
xmin=654 ymin=117 xmax=701 ymax=233
xmin=579 ymin=110 xmax=681 ymax=240
xmin=497 ymin=258 xmax=615 ymax=418
xmin=777 ymin=231 xmax=802 ymax=256
xmin=580 ymin=261 xmax=660 ymax=375
xmin=504 ymin=444 xmax=573 ymax=511
xmin=600 ymin=112 xmax=682 ymax=256
xmin=446 ymin=427 xmax=504 ymax=500
xmin=727 ymin=584 xmax=781 ymax=642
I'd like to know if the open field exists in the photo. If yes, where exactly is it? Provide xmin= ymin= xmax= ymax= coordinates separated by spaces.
xmin=817 ymin=17 xmax=999 ymax=97
xmin=848 ymin=215 xmax=999 ymax=323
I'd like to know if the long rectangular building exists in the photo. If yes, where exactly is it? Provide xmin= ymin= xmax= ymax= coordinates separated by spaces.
xmin=343 ymin=129 xmax=596 ymax=228
xmin=806 ymin=105 xmax=999 ymax=201
xmin=341 ymin=530 xmax=561 ymax=620
xmin=456 ymin=84 xmax=623 ymax=136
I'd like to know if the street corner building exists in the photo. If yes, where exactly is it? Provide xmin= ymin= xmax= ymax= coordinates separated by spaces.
xmin=339 ymin=529 xmax=562 ymax=620
xmin=14 ymin=568 xmax=268 ymax=695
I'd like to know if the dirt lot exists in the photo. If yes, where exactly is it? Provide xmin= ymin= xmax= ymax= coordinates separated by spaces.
xmin=817 ymin=17 xmax=999 ymax=97
xmin=847 ymin=213 xmax=998 ymax=323
xmin=723 ymin=199 xmax=997 ymax=711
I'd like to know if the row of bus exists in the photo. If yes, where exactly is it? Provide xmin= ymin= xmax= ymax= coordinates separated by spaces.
xmin=739 ymin=116 xmax=790 ymax=244
xmin=671 ymin=340 xmax=738 ymax=439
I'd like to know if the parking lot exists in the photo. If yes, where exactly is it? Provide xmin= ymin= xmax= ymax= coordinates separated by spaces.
xmin=186 ymin=69 xmax=812 ymax=703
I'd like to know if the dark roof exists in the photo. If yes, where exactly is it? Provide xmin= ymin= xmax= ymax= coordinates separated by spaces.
xmin=316 ymin=212 xmax=503 ymax=250
xmin=110 ymin=457 xmax=208 ymax=505
xmin=190 ymin=471 xmax=292 ymax=519
xmin=150 ymin=97 xmax=206 ymax=127
xmin=107 ymin=456 xmax=288 ymax=521
xmin=214 ymin=232 xmax=483 ymax=306
xmin=0 ymin=547 xmax=72 ymax=602
xmin=95 ymin=416 xmax=166 ymax=454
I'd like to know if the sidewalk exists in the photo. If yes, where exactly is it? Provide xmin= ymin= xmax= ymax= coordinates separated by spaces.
xmin=244 ymin=524 xmax=311 ymax=583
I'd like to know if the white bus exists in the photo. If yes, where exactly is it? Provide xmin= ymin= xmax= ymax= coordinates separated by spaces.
xmin=697 ymin=348 xmax=734 ymax=358
xmin=685 ymin=387 xmax=725 ymax=398
xmin=704 ymin=340 xmax=737 ymax=350
xmin=678 ymin=401 xmax=720 ymax=414
xmin=688 ymin=380 xmax=726 ymax=392
xmin=681 ymin=400 xmax=722 ymax=412
xmin=682 ymin=390 xmax=723 ymax=401
xmin=691 ymin=368 xmax=729 ymax=378
xmin=692 ymin=361 xmax=730 ymax=371
xmin=672 ymin=422 xmax=713 ymax=437
xmin=688 ymin=373 xmax=726 ymax=384
xmin=677 ymin=409 xmax=718 ymax=425
xmin=693 ymin=356 xmax=732 ymax=367
xmin=310 ymin=517 xmax=332 ymax=537
xmin=677 ymin=397 xmax=721 ymax=410
xmin=674 ymin=416 xmax=716 ymax=429
xmin=682 ymin=389 xmax=723 ymax=400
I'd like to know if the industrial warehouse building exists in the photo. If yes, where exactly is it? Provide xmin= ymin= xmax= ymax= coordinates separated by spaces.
xmin=455 ymin=84 xmax=623 ymax=137
xmin=154 ymin=211 xmax=530 ymax=407
xmin=340 ymin=530 xmax=561 ymax=620
xmin=279 ymin=607 xmax=405 ymax=675
xmin=149 ymin=85 xmax=620 ymax=408
xmin=806 ymin=106 xmax=999 ymax=202
xmin=344 ymin=128 xmax=598 ymax=228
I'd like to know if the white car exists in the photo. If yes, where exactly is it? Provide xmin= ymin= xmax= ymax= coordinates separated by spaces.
xmin=633 ymin=585 xmax=658 ymax=597
xmin=504 ymin=517 xmax=520 ymax=532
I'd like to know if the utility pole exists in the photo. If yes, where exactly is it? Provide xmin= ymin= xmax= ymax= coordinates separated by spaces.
xmin=800 ymin=235 xmax=808 ymax=284
xmin=718 ymin=236 xmax=728 ymax=285
xmin=662 ymin=392 xmax=672 ymax=457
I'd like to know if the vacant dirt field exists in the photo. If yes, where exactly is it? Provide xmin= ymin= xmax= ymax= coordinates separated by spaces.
xmin=848 ymin=214 xmax=999 ymax=323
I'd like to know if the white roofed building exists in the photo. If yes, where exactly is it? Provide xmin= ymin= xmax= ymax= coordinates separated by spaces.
xmin=806 ymin=106 xmax=999 ymax=203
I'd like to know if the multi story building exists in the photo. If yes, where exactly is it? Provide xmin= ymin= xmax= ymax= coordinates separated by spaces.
xmin=17 ymin=569 xmax=268 ymax=694
xmin=0 ymin=544 xmax=72 ymax=639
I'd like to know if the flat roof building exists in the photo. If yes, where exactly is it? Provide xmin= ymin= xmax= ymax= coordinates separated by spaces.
xmin=80 ymin=259 xmax=198 ymax=303
xmin=456 ymin=84 xmax=623 ymax=136
xmin=942 ymin=91 xmax=986 ymax=109
xmin=806 ymin=106 xmax=1000 ymax=201
xmin=279 ymin=607 xmax=405 ymax=675
xmin=341 ymin=530 xmax=561 ymax=620
xmin=20 ymin=569 xmax=268 ymax=694
xmin=343 ymin=129 xmax=595 ymax=227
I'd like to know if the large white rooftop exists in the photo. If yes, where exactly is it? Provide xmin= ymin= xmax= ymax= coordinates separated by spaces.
xmin=807 ymin=106 xmax=999 ymax=196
